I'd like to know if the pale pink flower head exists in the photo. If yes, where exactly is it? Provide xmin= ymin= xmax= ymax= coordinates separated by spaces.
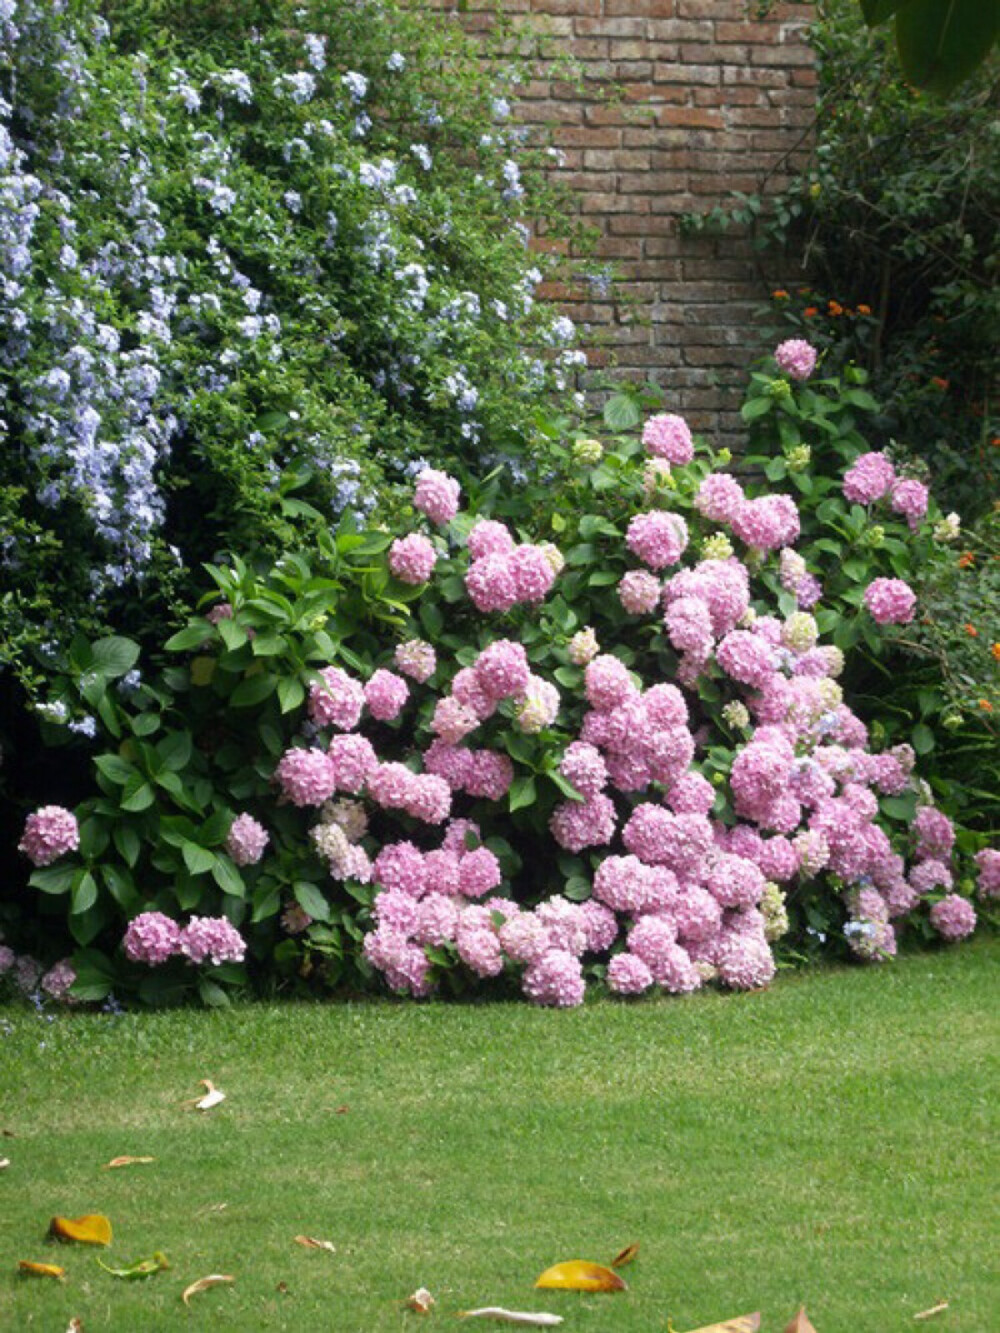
xmin=584 ymin=654 xmax=635 ymax=711
xmin=394 ymin=638 xmax=436 ymax=683
xmin=863 ymin=577 xmax=916 ymax=625
xmin=404 ymin=773 xmax=452 ymax=825
xmin=450 ymin=666 xmax=496 ymax=720
xmin=567 ymin=626 xmax=600 ymax=666
xmin=474 ymin=639 xmax=531 ymax=700
xmin=225 ymin=813 xmax=269 ymax=867
xmin=41 ymin=959 xmax=76 ymax=1000
xmin=731 ymin=494 xmax=799 ymax=551
xmin=559 ymin=741 xmax=608 ymax=799
xmin=276 ymin=747 xmax=336 ymax=806
xmin=511 ymin=544 xmax=557 ymax=603
xmin=464 ymin=749 xmax=514 ymax=800
xmin=467 ymin=518 xmax=515 ymax=561
xmin=974 ymin=848 xmax=1000 ymax=899
xmin=774 ymin=338 xmax=817 ymax=381
xmin=205 ymin=602 xmax=233 ymax=625
xmin=514 ymin=675 xmax=560 ymax=734
xmin=607 ymin=952 xmax=654 ymax=996
xmin=388 ymin=533 xmax=437 ymax=585
xmin=123 ymin=911 xmax=181 ymax=965
xmin=18 ymin=805 xmax=79 ymax=866
xmin=431 ymin=695 xmax=481 ymax=745
xmin=522 ymin=949 xmax=585 ymax=1008
xmin=413 ymin=468 xmax=461 ymax=524
xmin=642 ymin=412 xmax=694 ymax=464
xmin=549 ymin=792 xmax=617 ymax=854
xmin=890 ymin=478 xmax=929 ymax=531
xmin=626 ymin=510 xmax=688 ymax=570
xmin=327 ymin=733 xmax=378 ymax=794
xmin=929 ymin=894 xmax=977 ymax=942
xmin=843 ymin=451 xmax=896 ymax=505
xmin=913 ymin=806 xmax=955 ymax=860
xmin=695 ymin=473 xmax=745 ymax=524
xmin=179 ymin=915 xmax=247 ymax=966
xmin=716 ymin=932 xmax=775 ymax=989
xmin=374 ymin=841 xmax=427 ymax=897
xmin=618 ymin=569 xmax=661 ymax=615
xmin=308 ymin=665 xmax=364 ymax=730
xmin=465 ymin=553 xmax=519 ymax=613
xmin=364 ymin=668 xmax=409 ymax=722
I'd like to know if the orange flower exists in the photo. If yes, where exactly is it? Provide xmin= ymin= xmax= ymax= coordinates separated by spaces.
xmin=991 ymin=436 xmax=1000 ymax=449
xmin=931 ymin=376 xmax=949 ymax=391
xmin=965 ymin=623 xmax=979 ymax=636
xmin=992 ymin=643 xmax=1000 ymax=662
xmin=803 ymin=306 xmax=818 ymax=318
xmin=857 ymin=303 xmax=872 ymax=315
xmin=958 ymin=552 xmax=975 ymax=569
xmin=827 ymin=300 xmax=844 ymax=316
xmin=771 ymin=289 xmax=789 ymax=300
xmin=979 ymin=699 xmax=994 ymax=712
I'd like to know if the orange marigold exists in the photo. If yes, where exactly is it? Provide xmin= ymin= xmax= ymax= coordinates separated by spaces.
xmin=965 ymin=623 xmax=979 ymax=636
xmin=828 ymin=300 xmax=844 ymax=316
xmin=857 ymin=303 xmax=872 ymax=315
xmin=979 ymin=699 xmax=994 ymax=713
xmin=958 ymin=552 xmax=976 ymax=569
xmin=992 ymin=643 xmax=1000 ymax=662
xmin=931 ymin=376 xmax=950 ymax=391
xmin=803 ymin=306 xmax=818 ymax=318
xmin=772 ymin=289 xmax=789 ymax=300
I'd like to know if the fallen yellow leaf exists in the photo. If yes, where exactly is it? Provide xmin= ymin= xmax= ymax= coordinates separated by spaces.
xmin=610 ymin=1241 xmax=640 ymax=1268
xmin=181 ymin=1274 xmax=235 ymax=1305
xmin=677 ymin=1315 xmax=761 ymax=1333
xmin=104 ymin=1156 xmax=155 ymax=1169
xmin=406 ymin=1286 xmax=435 ymax=1313
xmin=19 ymin=1260 xmax=66 ymax=1280
xmin=293 ymin=1235 xmax=336 ymax=1254
xmin=784 ymin=1309 xmax=818 ymax=1333
xmin=458 ymin=1312 xmax=563 ymax=1327
xmin=534 ymin=1260 xmax=627 ymax=1293
xmin=49 ymin=1214 xmax=112 ymax=1246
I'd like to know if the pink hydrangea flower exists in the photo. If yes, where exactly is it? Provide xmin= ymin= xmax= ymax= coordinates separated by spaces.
xmin=451 ymin=667 xmax=496 ymax=720
xmin=515 ymin=675 xmax=560 ymax=734
xmin=467 ymin=518 xmax=515 ymax=561
xmin=389 ymin=533 xmax=437 ymax=584
xmin=457 ymin=927 xmax=504 ymax=978
xmin=863 ymin=577 xmax=916 ymax=625
xmin=464 ymin=750 xmax=515 ymax=800
xmin=618 ymin=569 xmax=661 ymax=615
xmin=225 ymin=813 xmax=269 ymax=867
xmin=511 ymin=544 xmax=557 ymax=603
xmin=374 ymin=841 xmax=428 ymax=897
xmin=559 ymin=741 xmax=608 ymax=799
xmin=123 ymin=911 xmax=181 ymax=965
xmin=843 ymin=451 xmax=896 ymax=505
xmin=404 ymin=773 xmax=452 ymax=825
xmin=308 ymin=665 xmax=364 ymax=730
xmin=178 ymin=915 xmax=247 ymax=965
xmin=465 ymin=553 xmax=519 ymax=613
xmin=431 ymin=695 xmax=481 ymax=745
xmin=607 ymin=952 xmax=654 ymax=995
xmin=584 ymin=654 xmax=635 ymax=711
xmin=716 ymin=932 xmax=775 ymax=989
xmin=327 ymin=734 xmax=378 ymax=794
xmin=276 ymin=747 xmax=336 ymax=807
xmin=626 ymin=510 xmax=688 ymax=569
xmin=413 ymin=468 xmax=461 ymax=524
xmin=642 ymin=413 xmax=694 ymax=464
xmin=567 ymin=626 xmax=600 ymax=666
xmin=695 ymin=473 xmax=745 ymax=523
xmin=364 ymin=669 xmax=409 ymax=721
xmin=367 ymin=761 xmax=419 ymax=810
xmin=579 ymin=900 xmax=618 ymax=953
xmin=475 ymin=640 xmax=531 ymax=700
xmin=394 ymin=639 xmax=436 ymax=683
xmin=549 ymin=793 xmax=617 ymax=853
xmin=974 ymin=848 xmax=1000 ymax=899
xmin=458 ymin=846 xmax=503 ymax=898
xmin=890 ymin=478 xmax=929 ymax=530
xmin=913 ymin=806 xmax=955 ymax=859
xmin=731 ymin=495 xmax=800 ymax=551
xmin=40 ymin=959 xmax=76 ymax=1000
xmin=929 ymin=894 xmax=977 ymax=941
xmin=774 ymin=338 xmax=817 ymax=381
xmin=18 ymin=806 xmax=79 ymax=866
xmin=522 ymin=949 xmax=585 ymax=1007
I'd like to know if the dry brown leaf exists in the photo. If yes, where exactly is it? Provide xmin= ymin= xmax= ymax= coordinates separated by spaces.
xmin=293 ymin=1235 xmax=336 ymax=1254
xmin=610 ymin=1241 xmax=640 ymax=1268
xmin=181 ymin=1274 xmax=235 ymax=1305
xmin=277 ymin=1281 xmax=290 ymax=1295
xmin=406 ymin=1286 xmax=435 ymax=1314
xmin=66 ymin=1320 xmax=84 ymax=1332
xmin=183 ymin=1079 xmax=226 ymax=1111
xmin=335 ymin=1105 xmax=350 ymax=1114
xmin=784 ymin=1308 xmax=818 ymax=1333
xmin=104 ymin=1156 xmax=155 ymax=1169
xmin=2 ymin=1128 xmax=14 ymax=1137
xmin=914 ymin=1302 xmax=950 ymax=1322
xmin=535 ymin=1260 xmax=626 ymax=1293
xmin=18 ymin=1260 xmax=67 ymax=1280
xmin=458 ymin=1311 xmax=563 ymax=1327
xmin=677 ymin=1315 xmax=761 ymax=1333
xmin=49 ymin=1214 xmax=112 ymax=1246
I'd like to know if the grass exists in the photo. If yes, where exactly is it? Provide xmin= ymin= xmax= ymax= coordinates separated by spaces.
xmin=0 ymin=937 xmax=997 ymax=1332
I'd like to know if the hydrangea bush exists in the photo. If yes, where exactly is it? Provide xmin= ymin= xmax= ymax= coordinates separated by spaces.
xmin=14 ymin=348 xmax=995 ymax=1007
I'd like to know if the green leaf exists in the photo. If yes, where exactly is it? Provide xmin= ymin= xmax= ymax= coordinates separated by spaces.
xmin=911 ymin=722 xmax=936 ymax=755
xmin=294 ymin=881 xmax=331 ymax=923
xmin=508 ymin=774 xmax=537 ymax=814
xmin=199 ymin=809 xmax=233 ymax=846
xmin=103 ymin=864 xmax=141 ymax=913
xmin=156 ymin=731 xmax=192 ymax=771
xmin=881 ymin=792 xmax=918 ymax=821
xmin=29 ymin=864 xmax=77 ymax=895
xmin=69 ymin=948 xmax=116 ymax=1002
xmin=741 ymin=395 xmax=773 ymax=422
xmin=121 ymin=774 xmax=155 ymax=812
xmin=90 ymin=635 xmax=140 ymax=678
xmin=94 ymin=757 xmax=135 ymax=783
xmin=420 ymin=600 xmax=444 ymax=639
xmin=603 ymin=393 xmax=641 ymax=432
xmin=764 ymin=457 xmax=787 ymax=482
xmin=131 ymin=711 xmax=160 ymax=737
xmin=164 ymin=623 xmax=210 ymax=653
xmin=197 ymin=978 xmax=230 ymax=1008
xmin=112 ymin=822 xmax=141 ymax=868
xmin=548 ymin=771 xmax=584 ymax=802
xmin=860 ymin=0 xmax=911 ymax=24
xmin=563 ymin=875 xmax=592 ymax=902
xmin=71 ymin=870 xmax=98 ymax=916
xmin=277 ymin=675 xmax=305 ymax=714
xmin=252 ymin=881 xmax=282 ymax=923
xmin=895 ymin=0 xmax=999 ymax=94
xmin=181 ymin=841 xmax=217 ymax=876
xmin=230 ymin=672 xmax=277 ymax=708
xmin=211 ymin=854 xmax=245 ymax=898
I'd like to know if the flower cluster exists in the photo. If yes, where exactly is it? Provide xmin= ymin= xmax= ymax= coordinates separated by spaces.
xmin=122 ymin=911 xmax=246 ymax=967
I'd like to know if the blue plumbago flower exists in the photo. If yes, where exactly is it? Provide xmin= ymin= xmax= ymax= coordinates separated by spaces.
xmin=341 ymin=71 xmax=368 ymax=103
xmin=410 ymin=143 xmax=432 ymax=171
xmin=386 ymin=51 xmax=406 ymax=73
xmin=304 ymin=33 xmax=327 ymax=72
xmin=273 ymin=71 xmax=316 ymax=104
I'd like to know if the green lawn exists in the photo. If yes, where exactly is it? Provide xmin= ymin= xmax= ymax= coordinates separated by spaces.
xmin=1 ymin=937 xmax=997 ymax=1332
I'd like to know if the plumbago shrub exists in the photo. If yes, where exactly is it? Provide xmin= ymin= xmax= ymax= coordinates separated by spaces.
xmin=13 ymin=361 xmax=996 ymax=1007
xmin=0 ymin=0 xmax=585 ymax=694
xmin=740 ymin=342 xmax=1000 ymax=831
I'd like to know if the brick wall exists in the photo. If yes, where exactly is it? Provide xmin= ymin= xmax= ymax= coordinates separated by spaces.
xmin=455 ymin=0 xmax=816 ymax=440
